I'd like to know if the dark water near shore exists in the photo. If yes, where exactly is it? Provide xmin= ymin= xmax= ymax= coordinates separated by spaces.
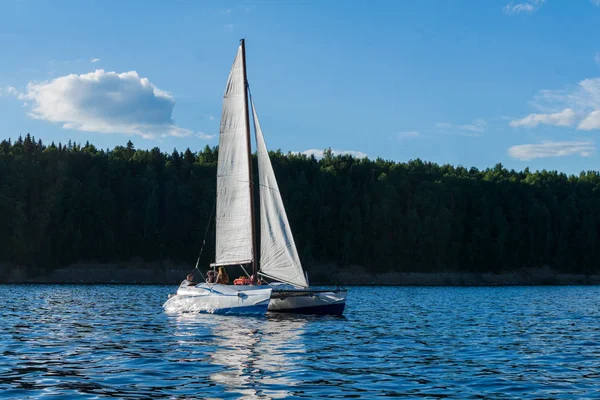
xmin=1 ymin=285 xmax=600 ymax=399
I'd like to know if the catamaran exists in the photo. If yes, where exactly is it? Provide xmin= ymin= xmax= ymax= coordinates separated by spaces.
xmin=252 ymin=97 xmax=347 ymax=315
xmin=163 ymin=39 xmax=272 ymax=315
xmin=164 ymin=39 xmax=347 ymax=316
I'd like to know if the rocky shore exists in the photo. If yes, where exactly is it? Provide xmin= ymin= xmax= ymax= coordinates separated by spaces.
xmin=2 ymin=262 xmax=600 ymax=286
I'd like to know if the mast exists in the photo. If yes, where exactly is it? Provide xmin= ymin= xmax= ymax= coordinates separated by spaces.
xmin=240 ymin=38 xmax=258 ymax=283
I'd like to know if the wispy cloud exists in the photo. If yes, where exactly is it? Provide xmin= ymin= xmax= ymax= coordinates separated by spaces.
xmin=6 ymin=86 xmax=19 ymax=97
xmin=434 ymin=118 xmax=486 ymax=137
xmin=510 ymin=108 xmax=576 ymax=128
xmin=0 ymin=86 xmax=19 ymax=97
xmin=396 ymin=131 xmax=422 ymax=140
xmin=224 ymin=24 xmax=234 ymax=30
xmin=298 ymin=149 xmax=368 ymax=159
xmin=592 ymin=0 xmax=600 ymax=6
xmin=49 ymin=58 xmax=83 ymax=66
xmin=579 ymin=110 xmax=600 ymax=130
xmin=510 ymin=77 xmax=600 ymax=130
xmin=503 ymin=0 xmax=545 ymax=15
xmin=7 ymin=70 xmax=213 ymax=140
xmin=90 ymin=58 xmax=100 ymax=63
xmin=508 ymin=140 xmax=595 ymax=160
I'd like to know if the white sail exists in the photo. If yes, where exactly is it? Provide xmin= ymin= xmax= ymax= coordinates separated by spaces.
xmin=215 ymin=45 xmax=253 ymax=266
xmin=252 ymin=101 xmax=309 ymax=288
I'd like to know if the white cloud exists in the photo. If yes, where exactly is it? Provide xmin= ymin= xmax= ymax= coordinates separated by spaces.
xmin=532 ymin=78 xmax=600 ymax=113
xmin=579 ymin=110 xmax=600 ymax=130
xmin=298 ymin=149 xmax=368 ymax=159
xmin=1 ymin=87 xmax=17 ymax=97
xmin=197 ymin=132 xmax=215 ymax=140
xmin=511 ymin=77 xmax=600 ymax=130
xmin=508 ymin=140 xmax=595 ymax=160
xmin=434 ymin=118 xmax=486 ymax=137
xmin=396 ymin=131 xmax=422 ymax=140
xmin=503 ymin=0 xmax=545 ymax=15
xmin=510 ymin=108 xmax=576 ymax=128
xmin=90 ymin=58 xmax=100 ymax=63
xmin=9 ymin=70 xmax=210 ymax=140
xmin=6 ymin=86 xmax=20 ymax=97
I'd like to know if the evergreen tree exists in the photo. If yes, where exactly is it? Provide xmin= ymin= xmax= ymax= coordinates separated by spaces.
xmin=1 ymin=136 xmax=600 ymax=277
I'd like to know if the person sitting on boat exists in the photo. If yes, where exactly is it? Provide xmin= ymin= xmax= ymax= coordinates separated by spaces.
xmin=247 ymin=275 xmax=265 ymax=285
xmin=180 ymin=274 xmax=196 ymax=287
xmin=216 ymin=267 xmax=229 ymax=284
xmin=206 ymin=270 xmax=216 ymax=283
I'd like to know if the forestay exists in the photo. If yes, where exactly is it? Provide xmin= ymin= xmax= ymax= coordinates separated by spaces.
xmin=215 ymin=45 xmax=253 ymax=266
xmin=252 ymin=101 xmax=309 ymax=288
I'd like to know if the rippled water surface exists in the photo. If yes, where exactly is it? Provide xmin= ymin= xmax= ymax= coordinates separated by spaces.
xmin=2 ymin=285 xmax=600 ymax=398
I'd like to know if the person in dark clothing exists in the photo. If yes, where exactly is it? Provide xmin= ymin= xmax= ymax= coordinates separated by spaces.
xmin=206 ymin=270 xmax=216 ymax=283
xmin=180 ymin=274 xmax=196 ymax=287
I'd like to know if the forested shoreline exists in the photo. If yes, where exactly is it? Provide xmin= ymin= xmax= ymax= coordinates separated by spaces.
xmin=1 ymin=134 xmax=600 ymax=282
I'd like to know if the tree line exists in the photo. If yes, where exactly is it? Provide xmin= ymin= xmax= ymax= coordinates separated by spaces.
xmin=1 ymin=134 xmax=599 ymax=276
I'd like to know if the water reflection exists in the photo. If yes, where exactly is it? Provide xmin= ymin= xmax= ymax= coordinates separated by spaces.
xmin=255 ymin=315 xmax=308 ymax=398
xmin=170 ymin=313 xmax=307 ymax=399
xmin=209 ymin=319 xmax=262 ymax=398
xmin=3 ymin=285 xmax=600 ymax=398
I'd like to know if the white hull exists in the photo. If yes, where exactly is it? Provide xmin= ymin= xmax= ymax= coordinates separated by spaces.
xmin=267 ymin=286 xmax=347 ymax=315
xmin=163 ymin=284 xmax=272 ymax=316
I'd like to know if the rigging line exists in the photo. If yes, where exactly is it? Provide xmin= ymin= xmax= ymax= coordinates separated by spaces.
xmin=247 ymin=83 xmax=263 ymax=281
xmin=258 ymin=182 xmax=280 ymax=192
xmin=247 ymin=85 xmax=262 ymax=193
xmin=191 ymin=199 xmax=217 ymax=281
xmin=240 ymin=264 xmax=251 ymax=278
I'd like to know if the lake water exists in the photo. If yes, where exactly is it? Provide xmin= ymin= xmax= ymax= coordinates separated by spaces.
xmin=1 ymin=285 xmax=599 ymax=399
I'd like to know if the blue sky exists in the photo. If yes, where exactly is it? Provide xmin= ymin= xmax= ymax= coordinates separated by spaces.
xmin=1 ymin=0 xmax=600 ymax=174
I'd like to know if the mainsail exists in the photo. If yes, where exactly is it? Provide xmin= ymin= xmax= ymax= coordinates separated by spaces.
xmin=214 ymin=45 xmax=254 ymax=266
xmin=252 ymin=100 xmax=309 ymax=288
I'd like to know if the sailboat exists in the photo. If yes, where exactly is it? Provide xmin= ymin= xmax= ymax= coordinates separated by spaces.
xmin=245 ymin=42 xmax=347 ymax=315
xmin=164 ymin=39 xmax=347 ymax=316
xmin=162 ymin=39 xmax=272 ymax=316
xmin=252 ymin=98 xmax=347 ymax=315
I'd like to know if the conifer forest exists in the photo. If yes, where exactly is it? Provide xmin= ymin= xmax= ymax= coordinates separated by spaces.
xmin=1 ymin=134 xmax=599 ymax=276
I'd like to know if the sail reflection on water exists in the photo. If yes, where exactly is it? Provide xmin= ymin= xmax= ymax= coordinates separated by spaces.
xmin=253 ymin=315 xmax=308 ymax=398
xmin=168 ymin=313 xmax=307 ymax=398
xmin=208 ymin=316 xmax=307 ymax=399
